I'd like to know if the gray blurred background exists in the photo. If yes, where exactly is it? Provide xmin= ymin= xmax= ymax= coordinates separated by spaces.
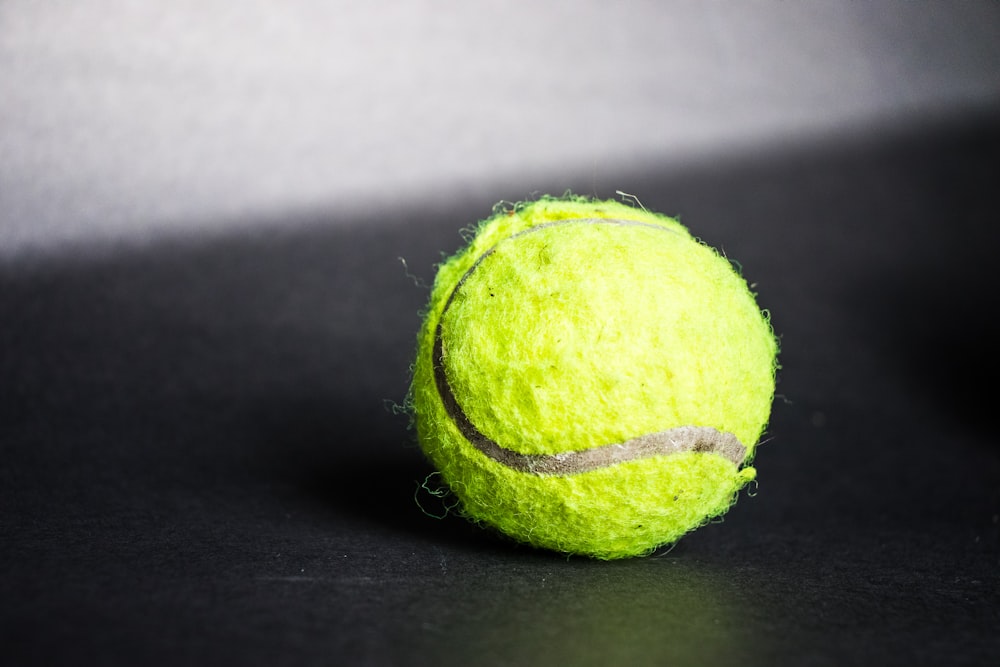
xmin=3 ymin=0 xmax=999 ymax=259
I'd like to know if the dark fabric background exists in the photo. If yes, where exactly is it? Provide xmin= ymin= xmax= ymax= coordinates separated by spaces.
xmin=3 ymin=113 xmax=999 ymax=666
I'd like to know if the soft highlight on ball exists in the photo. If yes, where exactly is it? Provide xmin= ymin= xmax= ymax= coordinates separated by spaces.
xmin=409 ymin=195 xmax=778 ymax=559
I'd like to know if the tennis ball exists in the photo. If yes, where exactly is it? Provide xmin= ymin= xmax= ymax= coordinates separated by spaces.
xmin=409 ymin=195 xmax=777 ymax=559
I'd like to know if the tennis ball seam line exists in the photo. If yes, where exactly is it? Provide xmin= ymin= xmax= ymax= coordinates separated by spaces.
xmin=431 ymin=217 xmax=748 ymax=476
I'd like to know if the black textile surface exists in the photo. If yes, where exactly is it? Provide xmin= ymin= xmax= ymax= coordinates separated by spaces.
xmin=3 ymin=114 xmax=999 ymax=666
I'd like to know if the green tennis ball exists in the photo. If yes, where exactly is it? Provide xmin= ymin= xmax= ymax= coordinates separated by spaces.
xmin=409 ymin=195 xmax=777 ymax=559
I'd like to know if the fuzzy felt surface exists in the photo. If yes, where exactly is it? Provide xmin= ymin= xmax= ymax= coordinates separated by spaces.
xmin=410 ymin=196 xmax=777 ymax=559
